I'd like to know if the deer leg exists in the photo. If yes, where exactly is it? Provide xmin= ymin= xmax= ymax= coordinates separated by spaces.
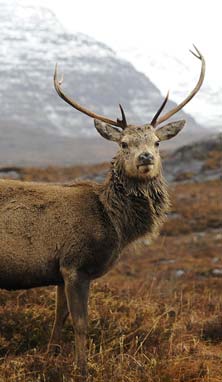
xmin=48 ymin=284 xmax=69 ymax=354
xmin=62 ymin=268 xmax=90 ymax=377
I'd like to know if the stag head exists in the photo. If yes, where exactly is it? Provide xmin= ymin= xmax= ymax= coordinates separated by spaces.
xmin=54 ymin=46 xmax=205 ymax=179
xmin=94 ymin=120 xmax=186 ymax=179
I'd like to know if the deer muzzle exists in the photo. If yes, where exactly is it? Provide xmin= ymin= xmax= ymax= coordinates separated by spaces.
xmin=138 ymin=152 xmax=155 ymax=166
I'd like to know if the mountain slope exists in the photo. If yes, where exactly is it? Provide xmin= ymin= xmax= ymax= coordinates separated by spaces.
xmin=0 ymin=0 xmax=204 ymax=135
xmin=0 ymin=0 xmax=209 ymax=165
xmin=118 ymin=46 xmax=221 ymax=130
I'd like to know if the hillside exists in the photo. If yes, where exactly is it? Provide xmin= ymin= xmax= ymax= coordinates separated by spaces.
xmin=1 ymin=133 xmax=221 ymax=183
xmin=0 ymin=0 xmax=202 ymax=135
xmin=0 ymin=0 xmax=211 ymax=167
xmin=120 ymin=46 xmax=222 ymax=130
xmin=0 ymin=136 xmax=221 ymax=381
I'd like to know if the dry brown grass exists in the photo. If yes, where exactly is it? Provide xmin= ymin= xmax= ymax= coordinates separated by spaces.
xmin=18 ymin=163 xmax=109 ymax=183
xmin=202 ymin=150 xmax=222 ymax=171
xmin=0 ymin=167 xmax=221 ymax=382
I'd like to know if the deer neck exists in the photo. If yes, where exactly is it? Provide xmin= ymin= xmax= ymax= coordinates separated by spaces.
xmin=99 ymin=158 xmax=170 ymax=248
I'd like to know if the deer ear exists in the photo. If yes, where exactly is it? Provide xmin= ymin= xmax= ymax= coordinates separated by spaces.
xmin=156 ymin=120 xmax=186 ymax=141
xmin=94 ymin=120 xmax=121 ymax=142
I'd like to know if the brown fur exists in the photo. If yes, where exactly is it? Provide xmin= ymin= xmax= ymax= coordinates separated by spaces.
xmin=0 ymin=164 xmax=169 ymax=287
xmin=0 ymin=122 xmax=177 ymax=376
xmin=49 ymin=48 xmax=204 ymax=374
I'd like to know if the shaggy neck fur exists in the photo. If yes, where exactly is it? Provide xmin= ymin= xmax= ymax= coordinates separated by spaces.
xmin=99 ymin=155 xmax=170 ymax=249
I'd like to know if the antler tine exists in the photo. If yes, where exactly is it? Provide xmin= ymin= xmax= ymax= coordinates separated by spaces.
xmin=150 ymin=91 xmax=169 ymax=127
xmin=154 ymin=46 xmax=205 ymax=126
xmin=54 ymin=64 xmax=127 ymax=129
xmin=54 ymin=64 xmax=64 ymax=85
xmin=117 ymin=104 xmax=127 ymax=129
xmin=189 ymin=44 xmax=202 ymax=59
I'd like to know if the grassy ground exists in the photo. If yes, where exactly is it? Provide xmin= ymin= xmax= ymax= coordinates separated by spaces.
xmin=0 ymin=168 xmax=221 ymax=381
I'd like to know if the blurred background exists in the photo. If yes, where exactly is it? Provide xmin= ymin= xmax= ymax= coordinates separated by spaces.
xmin=0 ymin=0 xmax=221 ymax=166
xmin=0 ymin=2 xmax=222 ymax=381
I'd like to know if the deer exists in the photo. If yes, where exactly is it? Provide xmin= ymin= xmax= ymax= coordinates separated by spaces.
xmin=0 ymin=46 xmax=205 ymax=377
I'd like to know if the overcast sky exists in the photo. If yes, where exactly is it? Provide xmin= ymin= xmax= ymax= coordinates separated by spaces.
xmin=22 ymin=0 xmax=219 ymax=55
xmin=18 ymin=0 xmax=222 ymax=125
xmin=21 ymin=0 xmax=221 ymax=87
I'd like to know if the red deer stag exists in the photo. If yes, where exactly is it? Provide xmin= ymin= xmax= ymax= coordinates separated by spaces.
xmin=0 ymin=46 xmax=205 ymax=376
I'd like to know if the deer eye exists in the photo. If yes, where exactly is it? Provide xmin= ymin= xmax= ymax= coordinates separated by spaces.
xmin=155 ymin=141 xmax=160 ymax=148
xmin=121 ymin=142 xmax=128 ymax=149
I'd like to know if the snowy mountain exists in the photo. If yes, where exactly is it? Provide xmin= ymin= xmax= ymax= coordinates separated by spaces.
xmin=117 ymin=46 xmax=221 ymax=130
xmin=0 ymin=0 xmax=205 ymax=138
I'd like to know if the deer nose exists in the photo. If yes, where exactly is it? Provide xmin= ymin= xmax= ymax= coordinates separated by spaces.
xmin=138 ymin=152 xmax=154 ymax=165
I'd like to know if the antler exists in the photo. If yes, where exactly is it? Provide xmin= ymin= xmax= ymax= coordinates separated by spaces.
xmin=54 ymin=64 xmax=127 ymax=129
xmin=150 ymin=91 xmax=169 ymax=126
xmin=151 ymin=45 xmax=205 ymax=127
